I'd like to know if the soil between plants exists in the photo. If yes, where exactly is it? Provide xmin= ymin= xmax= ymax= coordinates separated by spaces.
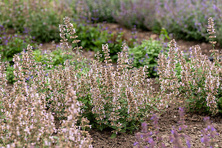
xmin=5 ymin=23 xmax=222 ymax=147
xmin=89 ymin=106 xmax=222 ymax=148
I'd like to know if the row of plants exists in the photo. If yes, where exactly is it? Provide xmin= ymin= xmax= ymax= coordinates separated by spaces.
xmin=0 ymin=16 xmax=221 ymax=147
xmin=2 ymin=0 xmax=222 ymax=116
xmin=1 ymin=14 xmax=174 ymax=82
xmin=73 ymin=0 xmax=222 ymax=45
xmin=0 ymin=0 xmax=67 ymax=42
xmin=0 ymin=0 xmax=137 ymax=64
xmin=1 ymin=0 xmax=188 ymax=80
xmin=2 ymin=0 xmax=222 ymax=47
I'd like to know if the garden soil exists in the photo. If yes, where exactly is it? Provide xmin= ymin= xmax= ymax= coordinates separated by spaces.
xmin=8 ymin=23 xmax=222 ymax=147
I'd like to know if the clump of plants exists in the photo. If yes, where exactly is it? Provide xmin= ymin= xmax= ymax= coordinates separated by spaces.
xmin=127 ymin=28 xmax=174 ymax=78
xmin=0 ymin=20 xmax=93 ymax=147
xmin=1 ymin=17 xmax=167 ymax=146
xmin=0 ymin=33 xmax=37 ymax=65
xmin=43 ymin=17 xmax=167 ymax=138
xmin=76 ymin=43 xmax=167 ymax=138
xmin=1 ymin=0 xmax=71 ymax=43
xmin=70 ymin=20 xmax=136 ymax=63
xmin=0 ymin=48 xmax=92 ymax=147
xmin=128 ymin=39 xmax=166 ymax=78
xmin=157 ymin=17 xmax=222 ymax=115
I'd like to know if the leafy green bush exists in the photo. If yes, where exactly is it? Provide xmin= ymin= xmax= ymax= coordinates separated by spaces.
xmin=5 ymin=48 xmax=90 ymax=84
xmin=0 ymin=0 xmax=26 ymax=33
xmin=127 ymin=28 xmax=171 ymax=78
xmin=72 ymin=22 xmax=136 ymax=63
xmin=27 ymin=11 xmax=61 ymax=43
xmin=128 ymin=39 xmax=169 ymax=78
xmin=5 ymin=65 xmax=15 ymax=84
xmin=1 ymin=0 xmax=69 ymax=43
xmin=33 ymin=48 xmax=74 ymax=67
xmin=0 ymin=34 xmax=37 ymax=65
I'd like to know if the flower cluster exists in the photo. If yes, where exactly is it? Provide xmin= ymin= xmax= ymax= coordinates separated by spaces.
xmin=134 ymin=107 xmax=219 ymax=148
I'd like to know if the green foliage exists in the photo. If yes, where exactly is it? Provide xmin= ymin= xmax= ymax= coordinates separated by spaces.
xmin=0 ymin=1 xmax=26 ymax=32
xmin=5 ymin=48 xmax=89 ymax=84
xmin=0 ymin=34 xmax=37 ymax=65
xmin=72 ymin=23 xmax=136 ymax=63
xmin=32 ymin=48 xmax=74 ymax=67
xmin=175 ymin=61 xmax=212 ymax=114
xmin=73 ymin=23 xmax=107 ymax=51
xmin=128 ymin=39 xmax=169 ymax=78
xmin=218 ymin=97 xmax=222 ymax=114
xmin=159 ymin=28 xmax=171 ymax=41
xmin=27 ymin=11 xmax=61 ymax=43
xmin=5 ymin=65 xmax=15 ymax=84
xmin=77 ymin=82 xmax=154 ymax=136
xmin=151 ymin=21 xmax=162 ymax=34
xmin=167 ymin=18 xmax=206 ymax=42
xmin=0 ymin=101 xmax=5 ymax=120
xmin=1 ymin=0 xmax=67 ymax=43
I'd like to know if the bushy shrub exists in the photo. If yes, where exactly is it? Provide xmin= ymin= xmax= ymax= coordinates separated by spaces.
xmin=113 ymin=0 xmax=158 ymax=31
xmin=0 ymin=32 xmax=37 ymax=65
xmin=31 ymin=17 xmax=167 ymax=139
xmin=72 ymin=0 xmax=121 ymax=23
xmin=77 ymin=0 xmax=159 ymax=31
xmin=77 ymin=0 xmax=222 ymax=46
xmin=5 ymin=47 xmax=90 ymax=84
xmin=157 ymin=37 xmax=222 ymax=115
xmin=156 ymin=0 xmax=222 ymax=43
xmin=127 ymin=28 xmax=171 ymax=78
xmin=0 ymin=45 xmax=92 ymax=147
xmin=1 ymin=0 xmax=71 ymax=43
xmin=128 ymin=39 xmax=169 ymax=78
xmin=27 ymin=11 xmax=61 ymax=43
xmin=70 ymin=21 xmax=136 ymax=63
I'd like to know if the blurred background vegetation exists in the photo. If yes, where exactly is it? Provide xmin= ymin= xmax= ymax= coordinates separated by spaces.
xmin=0 ymin=0 xmax=220 ymax=79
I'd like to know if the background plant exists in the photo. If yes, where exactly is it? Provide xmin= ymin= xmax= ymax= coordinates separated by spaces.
xmin=128 ymin=38 xmax=169 ymax=78
xmin=73 ymin=0 xmax=222 ymax=46
xmin=1 ymin=0 xmax=72 ymax=43
xmin=70 ymin=20 xmax=136 ymax=63
xmin=0 ymin=33 xmax=37 ymax=65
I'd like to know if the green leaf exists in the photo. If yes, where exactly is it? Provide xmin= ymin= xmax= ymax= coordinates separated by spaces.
xmin=111 ymin=133 xmax=117 ymax=139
